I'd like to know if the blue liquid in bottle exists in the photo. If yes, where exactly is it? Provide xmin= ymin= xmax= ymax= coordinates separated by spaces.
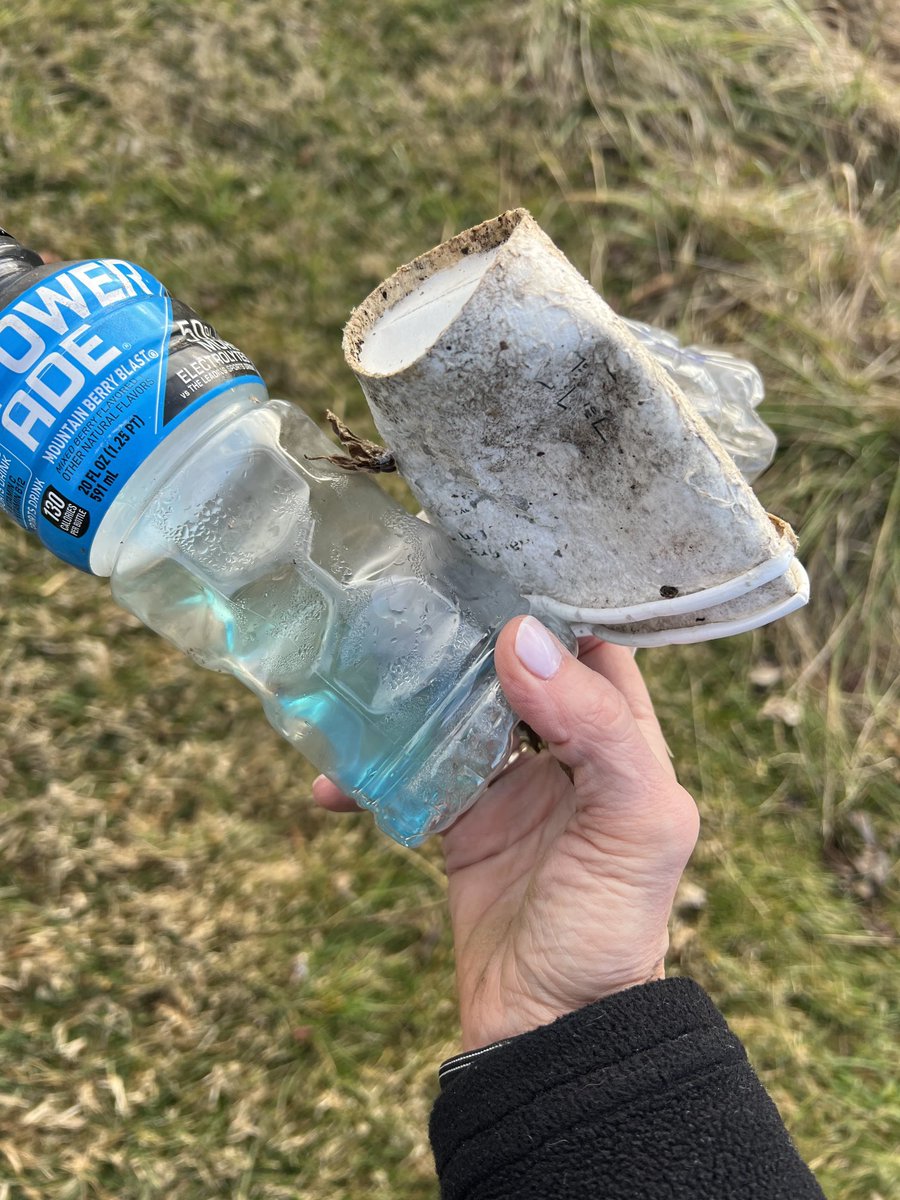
xmin=105 ymin=397 xmax=528 ymax=845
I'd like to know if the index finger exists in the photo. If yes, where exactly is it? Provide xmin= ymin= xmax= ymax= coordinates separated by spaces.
xmin=311 ymin=774 xmax=361 ymax=812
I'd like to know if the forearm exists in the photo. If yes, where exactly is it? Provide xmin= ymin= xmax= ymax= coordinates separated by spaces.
xmin=430 ymin=978 xmax=825 ymax=1200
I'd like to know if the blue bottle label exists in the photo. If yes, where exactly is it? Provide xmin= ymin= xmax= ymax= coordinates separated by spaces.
xmin=0 ymin=259 xmax=264 ymax=572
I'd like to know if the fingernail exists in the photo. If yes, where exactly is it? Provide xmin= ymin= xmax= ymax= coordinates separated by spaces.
xmin=515 ymin=616 xmax=564 ymax=680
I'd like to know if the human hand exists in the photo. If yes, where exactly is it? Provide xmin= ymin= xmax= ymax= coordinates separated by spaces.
xmin=313 ymin=615 xmax=699 ymax=1051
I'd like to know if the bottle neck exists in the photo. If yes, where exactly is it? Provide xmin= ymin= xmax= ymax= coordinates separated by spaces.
xmin=0 ymin=230 xmax=49 ymax=295
xmin=0 ymin=229 xmax=44 ymax=268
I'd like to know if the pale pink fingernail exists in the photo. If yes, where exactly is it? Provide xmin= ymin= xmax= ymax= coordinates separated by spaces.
xmin=515 ymin=616 xmax=564 ymax=679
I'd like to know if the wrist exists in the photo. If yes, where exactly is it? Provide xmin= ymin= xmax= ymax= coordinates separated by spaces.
xmin=458 ymin=957 xmax=667 ymax=1052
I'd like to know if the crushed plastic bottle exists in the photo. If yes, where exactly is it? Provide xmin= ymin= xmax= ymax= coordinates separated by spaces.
xmin=622 ymin=318 xmax=777 ymax=481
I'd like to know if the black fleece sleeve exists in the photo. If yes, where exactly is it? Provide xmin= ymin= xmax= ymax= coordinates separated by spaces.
xmin=429 ymin=978 xmax=826 ymax=1199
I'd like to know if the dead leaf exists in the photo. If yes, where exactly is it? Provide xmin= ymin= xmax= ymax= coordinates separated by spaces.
xmin=761 ymin=695 xmax=803 ymax=726
xmin=749 ymin=662 xmax=783 ymax=689
xmin=675 ymin=881 xmax=708 ymax=915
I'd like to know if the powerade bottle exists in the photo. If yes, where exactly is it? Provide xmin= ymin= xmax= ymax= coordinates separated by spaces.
xmin=0 ymin=230 xmax=528 ymax=845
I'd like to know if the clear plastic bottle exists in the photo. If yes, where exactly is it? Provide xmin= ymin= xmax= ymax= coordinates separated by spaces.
xmin=100 ymin=395 xmax=529 ymax=845
xmin=0 ymin=232 xmax=527 ymax=845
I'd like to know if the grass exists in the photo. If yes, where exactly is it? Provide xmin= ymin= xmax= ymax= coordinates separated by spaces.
xmin=0 ymin=0 xmax=898 ymax=1196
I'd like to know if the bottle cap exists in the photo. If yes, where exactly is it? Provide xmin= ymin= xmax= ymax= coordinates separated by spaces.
xmin=0 ymin=228 xmax=43 ymax=268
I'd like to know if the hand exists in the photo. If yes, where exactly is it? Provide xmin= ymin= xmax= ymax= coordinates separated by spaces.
xmin=313 ymin=615 xmax=699 ymax=1051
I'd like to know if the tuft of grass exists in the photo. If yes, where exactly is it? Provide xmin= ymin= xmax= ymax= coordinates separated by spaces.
xmin=0 ymin=1 xmax=897 ymax=1196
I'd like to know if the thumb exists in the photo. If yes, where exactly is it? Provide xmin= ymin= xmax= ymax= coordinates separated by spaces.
xmin=494 ymin=617 xmax=698 ymax=855
xmin=495 ymin=616 xmax=662 ymax=782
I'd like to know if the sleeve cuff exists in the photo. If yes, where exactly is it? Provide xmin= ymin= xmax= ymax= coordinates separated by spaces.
xmin=435 ymin=976 xmax=726 ymax=1099
xmin=438 ymin=1037 xmax=514 ymax=1086
xmin=430 ymin=977 xmax=825 ymax=1200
